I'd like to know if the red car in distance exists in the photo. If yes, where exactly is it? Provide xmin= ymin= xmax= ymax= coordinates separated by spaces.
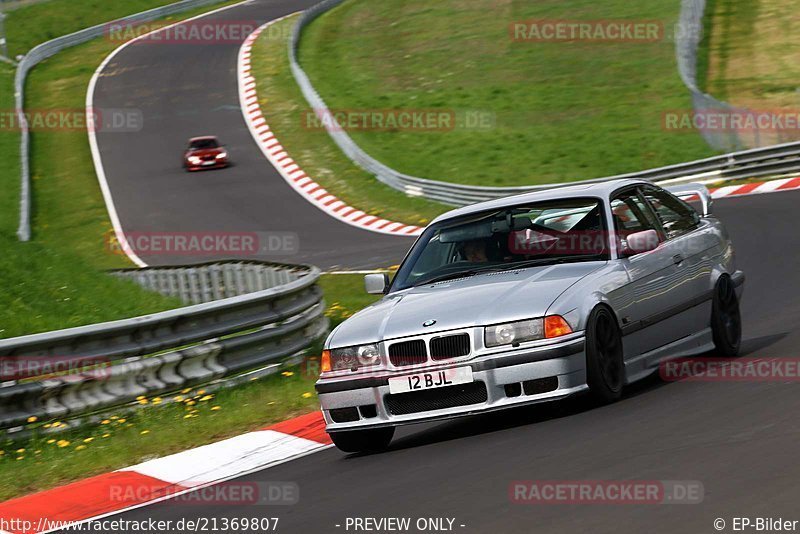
xmin=183 ymin=136 xmax=229 ymax=171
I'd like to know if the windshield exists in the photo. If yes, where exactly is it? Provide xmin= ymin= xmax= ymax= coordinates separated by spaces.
xmin=390 ymin=197 xmax=608 ymax=291
xmin=189 ymin=138 xmax=219 ymax=149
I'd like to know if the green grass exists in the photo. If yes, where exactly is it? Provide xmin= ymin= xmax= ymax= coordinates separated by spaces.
xmin=0 ymin=272 xmax=375 ymax=501
xmin=0 ymin=370 xmax=319 ymax=501
xmin=4 ymin=0 xmax=188 ymax=58
xmin=702 ymin=0 xmax=800 ymax=109
xmin=0 ymin=2 xmax=253 ymax=338
xmin=296 ymin=0 xmax=718 ymax=187
xmin=250 ymin=15 xmax=446 ymax=226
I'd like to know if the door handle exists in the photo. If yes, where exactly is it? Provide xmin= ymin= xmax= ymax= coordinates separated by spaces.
xmin=672 ymin=254 xmax=684 ymax=265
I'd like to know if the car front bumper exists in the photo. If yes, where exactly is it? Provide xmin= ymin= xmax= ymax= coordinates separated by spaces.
xmin=186 ymin=159 xmax=228 ymax=170
xmin=316 ymin=335 xmax=587 ymax=432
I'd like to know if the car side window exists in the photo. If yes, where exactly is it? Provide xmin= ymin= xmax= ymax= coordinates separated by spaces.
xmin=640 ymin=186 xmax=700 ymax=239
xmin=610 ymin=191 xmax=658 ymax=237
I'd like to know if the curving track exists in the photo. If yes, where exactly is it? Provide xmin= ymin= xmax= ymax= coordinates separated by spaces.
xmin=89 ymin=1 xmax=800 ymax=532
xmin=91 ymin=0 xmax=414 ymax=270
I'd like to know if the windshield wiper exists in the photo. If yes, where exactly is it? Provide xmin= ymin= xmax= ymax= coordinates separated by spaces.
xmin=497 ymin=254 xmax=608 ymax=271
xmin=413 ymin=265 xmax=502 ymax=287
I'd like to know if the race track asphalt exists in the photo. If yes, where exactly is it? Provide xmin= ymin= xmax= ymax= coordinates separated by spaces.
xmin=91 ymin=1 xmax=800 ymax=532
xmin=91 ymin=0 xmax=415 ymax=270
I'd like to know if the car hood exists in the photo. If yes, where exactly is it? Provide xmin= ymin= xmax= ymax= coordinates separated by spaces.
xmin=186 ymin=147 xmax=222 ymax=157
xmin=327 ymin=262 xmax=605 ymax=348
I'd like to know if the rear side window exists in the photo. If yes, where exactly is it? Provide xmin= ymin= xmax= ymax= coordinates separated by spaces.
xmin=640 ymin=186 xmax=700 ymax=239
xmin=610 ymin=191 xmax=658 ymax=236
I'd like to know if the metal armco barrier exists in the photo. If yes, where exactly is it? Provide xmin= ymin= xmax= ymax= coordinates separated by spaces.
xmin=290 ymin=1 xmax=800 ymax=207
xmin=0 ymin=262 xmax=327 ymax=431
xmin=110 ymin=261 xmax=305 ymax=304
xmin=14 ymin=0 xmax=225 ymax=241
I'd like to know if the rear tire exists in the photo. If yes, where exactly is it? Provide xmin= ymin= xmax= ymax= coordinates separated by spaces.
xmin=711 ymin=275 xmax=741 ymax=357
xmin=585 ymin=306 xmax=625 ymax=403
xmin=329 ymin=427 xmax=395 ymax=453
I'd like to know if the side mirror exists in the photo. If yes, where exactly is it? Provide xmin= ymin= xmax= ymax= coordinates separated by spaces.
xmin=622 ymin=229 xmax=659 ymax=256
xmin=364 ymin=273 xmax=389 ymax=295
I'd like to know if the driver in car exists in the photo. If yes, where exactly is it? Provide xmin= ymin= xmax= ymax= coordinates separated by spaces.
xmin=462 ymin=239 xmax=489 ymax=263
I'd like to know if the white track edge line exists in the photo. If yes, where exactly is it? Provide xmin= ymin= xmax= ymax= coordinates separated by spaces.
xmin=86 ymin=0 xmax=253 ymax=268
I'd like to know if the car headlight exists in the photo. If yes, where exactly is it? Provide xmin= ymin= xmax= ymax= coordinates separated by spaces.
xmin=321 ymin=343 xmax=381 ymax=372
xmin=485 ymin=319 xmax=544 ymax=347
xmin=215 ymin=151 xmax=227 ymax=159
xmin=484 ymin=316 xmax=574 ymax=347
xmin=188 ymin=156 xmax=201 ymax=164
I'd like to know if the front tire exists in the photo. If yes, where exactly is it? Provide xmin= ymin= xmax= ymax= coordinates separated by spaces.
xmin=329 ymin=427 xmax=395 ymax=453
xmin=585 ymin=306 xmax=625 ymax=403
xmin=711 ymin=275 xmax=741 ymax=357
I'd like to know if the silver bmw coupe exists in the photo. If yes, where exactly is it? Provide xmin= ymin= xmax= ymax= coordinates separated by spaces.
xmin=316 ymin=179 xmax=744 ymax=452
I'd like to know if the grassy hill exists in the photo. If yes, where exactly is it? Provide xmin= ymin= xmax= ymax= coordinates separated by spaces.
xmin=297 ymin=0 xmax=718 ymax=187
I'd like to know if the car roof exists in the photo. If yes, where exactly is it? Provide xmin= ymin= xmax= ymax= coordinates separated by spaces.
xmin=430 ymin=178 xmax=653 ymax=225
xmin=188 ymin=136 xmax=218 ymax=142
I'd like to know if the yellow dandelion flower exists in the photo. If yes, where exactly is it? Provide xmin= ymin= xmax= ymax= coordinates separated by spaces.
xmin=16 ymin=448 xmax=25 ymax=454
xmin=199 ymin=395 xmax=213 ymax=402
xmin=140 ymin=430 xmax=150 ymax=435
xmin=75 ymin=445 xmax=86 ymax=451
xmin=183 ymin=414 xmax=193 ymax=419
xmin=281 ymin=371 xmax=294 ymax=377
xmin=46 ymin=439 xmax=56 ymax=444
xmin=136 ymin=395 xmax=146 ymax=401
xmin=138 ymin=399 xmax=149 ymax=405
xmin=302 ymin=392 xmax=313 ymax=399
xmin=34 ymin=450 xmax=41 ymax=455
xmin=43 ymin=423 xmax=52 ymax=428
xmin=101 ymin=420 xmax=110 ymax=425
xmin=110 ymin=416 xmax=119 ymax=420
xmin=152 ymin=397 xmax=162 ymax=404
xmin=83 ymin=437 xmax=94 ymax=443
xmin=57 ymin=440 xmax=70 ymax=448
xmin=27 ymin=416 xmax=38 ymax=423
xmin=186 ymin=400 xmax=196 ymax=406
xmin=181 ymin=388 xmax=191 ymax=394
xmin=210 ymin=406 xmax=221 ymax=411
xmin=0 ymin=451 xmax=4 ymax=456
xmin=173 ymin=395 xmax=185 ymax=402
xmin=197 ymin=390 xmax=206 ymax=395
xmin=102 ymin=433 xmax=111 ymax=438
xmin=118 ymin=418 xmax=126 ymax=424
xmin=16 ymin=457 xmax=24 ymax=461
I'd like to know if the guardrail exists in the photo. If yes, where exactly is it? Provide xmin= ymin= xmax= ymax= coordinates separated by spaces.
xmin=290 ymin=1 xmax=800 ymax=207
xmin=0 ymin=261 xmax=327 ymax=431
xmin=14 ymin=0 xmax=225 ymax=241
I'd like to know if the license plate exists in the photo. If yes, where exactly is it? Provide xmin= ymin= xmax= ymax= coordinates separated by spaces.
xmin=202 ymin=160 xmax=216 ymax=166
xmin=388 ymin=366 xmax=473 ymax=394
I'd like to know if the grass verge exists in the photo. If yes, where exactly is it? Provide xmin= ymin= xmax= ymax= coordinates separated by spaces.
xmin=703 ymin=0 xmax=800 ymax=110
xmin=0 ymin=1 xmax=254 ymax=338
xmin=249 ymin=14 xmax=447 ymax=226
xmin=0 ymin=272 xmax=379 ymax=501
xmin=296 ymin=0 xmax=717 ymax=187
